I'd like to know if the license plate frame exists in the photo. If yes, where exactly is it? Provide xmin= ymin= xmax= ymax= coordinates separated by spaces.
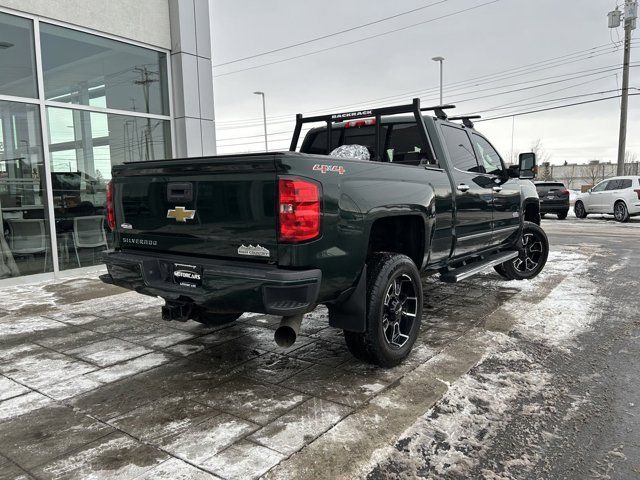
xmin=172 ymin=263 xmax=203 ymax=288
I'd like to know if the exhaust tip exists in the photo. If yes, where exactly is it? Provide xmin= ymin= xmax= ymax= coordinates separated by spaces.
xmin=274 ymin=314 xmax=303 ymax=348
xmin=274 ymin=326 xmax=297 ymax=348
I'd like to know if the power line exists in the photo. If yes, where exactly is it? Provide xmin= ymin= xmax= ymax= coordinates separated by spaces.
xmin=214 ymin=0 xmax=501 ymax=78
xmin=477 ymin=93 xmax=640 ymax=122
xmin=218 ymin=93 xmax=640 ymax=152
xmin=217 ymin=88 xmax=633 ymax=147
xmin=216 ymin=61 xmax=639 ymax=137
xmin=215 ymin=42 xmax=637 ymax=127
xmin=214 ymin=0 xmax=450 ymax=67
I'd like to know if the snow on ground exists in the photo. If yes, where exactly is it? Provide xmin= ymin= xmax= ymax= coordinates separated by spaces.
xmin=367 ymin=247 xmax=609 ymax=479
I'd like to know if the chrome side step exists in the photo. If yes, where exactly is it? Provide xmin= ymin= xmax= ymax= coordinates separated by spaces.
xmin=440 ymin=251 xmax=519 ymax=283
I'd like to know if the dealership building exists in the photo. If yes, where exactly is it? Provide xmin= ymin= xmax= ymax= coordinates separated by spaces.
xmin=0 ymin=0 xmax=216 ymax=284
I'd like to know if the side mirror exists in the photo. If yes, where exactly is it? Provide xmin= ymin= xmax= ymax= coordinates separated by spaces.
xmin=588 ymin=188 xmax=592 ymax=194
xmin=518 ymin=152 xmax=536 ymax=179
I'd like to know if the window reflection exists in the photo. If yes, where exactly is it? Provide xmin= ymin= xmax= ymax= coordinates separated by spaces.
xmin=40 ymin=23 xmax=169 ymax=115
xmin=47 ymin=106 xmax=170 ymax=270
xmin=0 ymin=12 xmax=38 ymax=99
xmin=0 ymin=101 xmax=52 ymax=279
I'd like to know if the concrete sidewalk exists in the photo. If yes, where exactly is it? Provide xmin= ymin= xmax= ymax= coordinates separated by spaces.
xmin=0 ymin=266 xmax=505 ymax=480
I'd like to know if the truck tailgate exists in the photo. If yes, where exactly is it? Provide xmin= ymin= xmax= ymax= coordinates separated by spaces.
xmin=115 ymin=156 xmax=277 ymax=262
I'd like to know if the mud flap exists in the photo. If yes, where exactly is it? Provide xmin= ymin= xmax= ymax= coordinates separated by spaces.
xmin=327 ymin=265 xmax=367 ymax=333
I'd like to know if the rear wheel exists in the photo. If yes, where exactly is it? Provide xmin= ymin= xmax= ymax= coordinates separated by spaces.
xmin=614 ymin=201 xmax=630 ymax=223
xmin=498 ymin=222 xmax=549 ymax=281
xmin=557 ymin=211 xmax=568 ymax=220
xmin=574 ymin=201 xmax=588 ymax=219
xmin=193 ymin=311 xmax=243 ymax=326
xmin=344 ymin=253 xmax=423 ymax=368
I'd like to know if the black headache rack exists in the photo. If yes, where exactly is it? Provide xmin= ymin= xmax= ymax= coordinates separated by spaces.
xmin=289 ymin=98 xmax=456 ymax=163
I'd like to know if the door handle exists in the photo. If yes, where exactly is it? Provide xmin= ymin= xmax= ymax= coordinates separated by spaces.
xmin=457 ymin=184 xmax=470 ymax=192
xmin=492 ymin=186 xmax=503 ymax=192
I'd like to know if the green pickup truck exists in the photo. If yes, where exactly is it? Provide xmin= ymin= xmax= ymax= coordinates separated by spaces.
xmin=101 ymin=99 xmax=547 ymax=367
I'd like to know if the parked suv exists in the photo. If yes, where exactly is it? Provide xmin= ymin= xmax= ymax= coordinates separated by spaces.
xmin=534 ymin=181 xmax=570 ymax=219
xmin=574 ymin=176 xmax=640 ymax=222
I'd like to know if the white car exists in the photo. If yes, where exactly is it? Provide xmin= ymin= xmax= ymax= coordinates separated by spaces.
xmin=574 ymin=176 xmax=640 ymax=222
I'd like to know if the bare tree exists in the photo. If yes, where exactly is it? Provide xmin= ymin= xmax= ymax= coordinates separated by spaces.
xmin=560 ymin=164 xmax=577 ymax=189
xmin=584 ymin=161 xmax=604 ymax=186
xmin=530 ymin=139 xmax=552 ymax=164
xmin=624 ymin=151 xmax=639 ymax=175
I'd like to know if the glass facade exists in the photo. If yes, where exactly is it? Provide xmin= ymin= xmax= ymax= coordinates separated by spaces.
xmin=0 ymin=13 xmax=38 ymax=98
xmin=40 ymin=24 xmax=169 ymax=115
xmin=0 ymin=100 xmax=53 ymax=278
xmin=0 ymin=10 xmax=172 ymax=281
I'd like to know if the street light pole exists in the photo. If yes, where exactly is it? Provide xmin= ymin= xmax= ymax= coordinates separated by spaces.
xmin=253 ymin=91 xmax=268 ymax=152
xmin=432 ymin=56 xmax=445 ymax=105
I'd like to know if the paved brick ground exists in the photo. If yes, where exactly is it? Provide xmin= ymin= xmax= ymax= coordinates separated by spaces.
xmin=0 ymin=271 xmax=515 ymax=480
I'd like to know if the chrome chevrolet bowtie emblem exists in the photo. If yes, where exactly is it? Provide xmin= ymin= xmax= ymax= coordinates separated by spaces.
xmin=167 ymin=206 xmax=195 ymax=222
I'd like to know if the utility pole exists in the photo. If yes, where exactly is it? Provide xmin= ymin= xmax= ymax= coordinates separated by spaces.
xmin=432 ymin=56 xmax=445 ymax=105
xmin=134 ymin=66 xmax=159 ymax=160
xmin=609 ymin=1 xmax=637 ymax=175
xmin=253 ymin=91 xmax=268 ymax=152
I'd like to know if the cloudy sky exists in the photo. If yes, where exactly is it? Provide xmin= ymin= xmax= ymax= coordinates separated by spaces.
xmin=210 ymin=0 xmax=638 ymax=165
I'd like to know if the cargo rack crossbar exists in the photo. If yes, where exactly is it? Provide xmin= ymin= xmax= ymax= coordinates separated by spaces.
xmin=289 ymin=98 xmax=456 ymax=163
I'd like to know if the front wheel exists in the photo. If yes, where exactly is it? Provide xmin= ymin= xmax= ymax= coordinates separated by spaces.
xmin=498 ymin=222 xmax=549 ymax=281
xmin=344 ymin=253 xmax=423 ymax=368
xmin=614 ymin=201 xmax=630 ymax=223
xmin=574 ymin=201 xmax=588 ymax=219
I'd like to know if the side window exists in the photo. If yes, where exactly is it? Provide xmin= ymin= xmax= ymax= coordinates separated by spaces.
xmin=471 ymin=134 xmax=504 ymax=174
xmin=441 ymin=125 xmax=481 ymax=172
xmin=605 ymin=180 xmax=621 ymax=190
xmin=592 ymin=180 xmax=609 ymax=192
xmin=385 ymin=123 xmax=426 ymax=166
xmin=619 ymin=179 xmax=632 ymax=189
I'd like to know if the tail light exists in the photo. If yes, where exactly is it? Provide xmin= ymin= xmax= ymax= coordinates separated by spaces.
xmin=106 ymin=181 xmax=116 ymax=230
xmin=635 ymin=189 xmax=640 ymax=200
xmin=560 ymin=189 xmax=569 ymax=196
xmin=278 ymin=178 xmax=320 ymax=242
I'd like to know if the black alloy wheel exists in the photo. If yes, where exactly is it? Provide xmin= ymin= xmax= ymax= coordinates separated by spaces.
xmin=382 ymin=273 xmax=418 ymax=349
xmin=344 ymin=252 xmax=423 ymax=367
xmin=498 ymin=221 xmax=549 ymax=281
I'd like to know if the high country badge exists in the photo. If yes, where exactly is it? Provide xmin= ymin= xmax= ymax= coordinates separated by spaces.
xmin=238 ymin=244 xmax=270 ymax=257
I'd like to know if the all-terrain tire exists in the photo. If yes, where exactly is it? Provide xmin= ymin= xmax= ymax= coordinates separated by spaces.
xmin=498 ymin=221 xmax=549 ymax=281
xmin=557 ymin=211 xmax=568 ymax=220
xmin=574 ymin=201 xmax=588 ymax=219
xmin=614 ymin=201 xmax=630 ymax=223
xmin=344 ymin=253 xmax=423 ymax=368
xmin=193 ymin=311 xmax=243 ymax=326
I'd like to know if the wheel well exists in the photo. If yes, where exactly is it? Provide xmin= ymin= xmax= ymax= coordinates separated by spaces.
xmin=367 ymin=216 xmax=424 ymax=268
xmin=524 ymin=202 xmax=541 ymax=225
